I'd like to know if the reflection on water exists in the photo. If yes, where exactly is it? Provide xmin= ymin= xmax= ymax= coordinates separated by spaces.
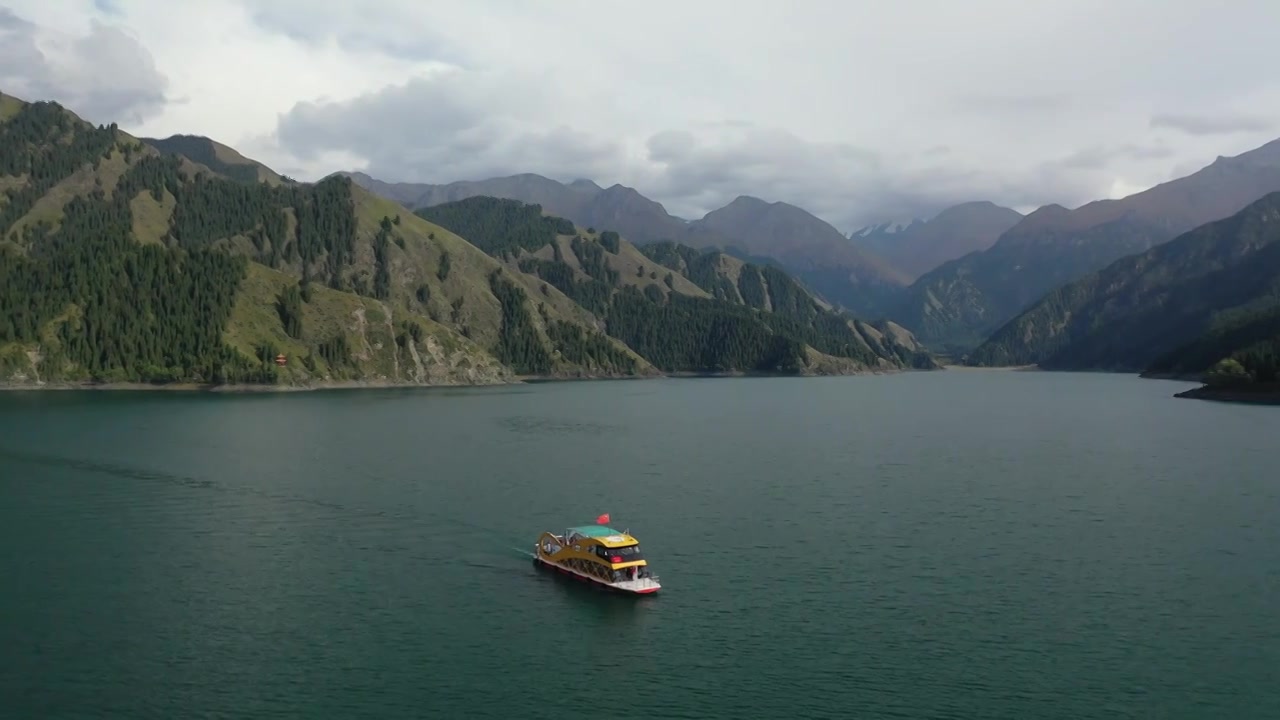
xmin=496 ymin=415 xmax=622 ymax=436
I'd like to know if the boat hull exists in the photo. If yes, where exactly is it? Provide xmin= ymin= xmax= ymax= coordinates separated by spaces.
xmin=533 ymin=554 xmax=660 ymax=595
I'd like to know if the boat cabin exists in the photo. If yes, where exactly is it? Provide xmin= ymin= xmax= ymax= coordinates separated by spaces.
xmin=562 ymin=525 xmax=642 ymax=558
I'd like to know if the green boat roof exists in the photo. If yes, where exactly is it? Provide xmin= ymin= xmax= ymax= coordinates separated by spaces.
xmin=567 ymin=525 xmax=621 ymax=538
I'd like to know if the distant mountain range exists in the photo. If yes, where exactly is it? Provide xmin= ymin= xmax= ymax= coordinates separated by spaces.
xmin=888 ymin=138 xmax=1280 ymax=353
xmin=968 ymin=190 xmax=1280 ymax=373
xmin=692 ymin=195 xmax=910 ymax=318
xmin=336 ymin=171 xmax=909 ymax=319
xmin=847 ymin=201 xmax=1024 ymax=281
xmin=342 ymin=133 xmax=1280 ymax=376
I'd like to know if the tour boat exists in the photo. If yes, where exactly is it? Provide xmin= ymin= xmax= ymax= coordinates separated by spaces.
xmin=533 ymin=514 xmax=661 ymax=595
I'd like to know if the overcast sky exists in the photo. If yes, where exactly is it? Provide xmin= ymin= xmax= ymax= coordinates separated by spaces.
xmin=3 ymin=0 xmax=1279 ymax=230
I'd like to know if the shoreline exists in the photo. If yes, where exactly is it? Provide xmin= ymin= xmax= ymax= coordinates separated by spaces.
xmin=1138 ymin=371 xmax=1202 ymax=382
xmin=0 ymin=378 xmax=517 ymax=394
xmin=1173 ymin=384 xmax=1280 ymax=405
xmin=941 ymin=363 xmax=1039 ymax=371
xmin=0 ymin=365 xmax=923 ymax=394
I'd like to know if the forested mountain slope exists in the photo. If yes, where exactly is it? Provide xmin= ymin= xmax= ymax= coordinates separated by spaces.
xmin=416 ymin=197 xmax=939 ymax=373
xmin=0 ymin=94 xmax=638 ymax=385
xmin=966 ymin=192 xmax=1280 ymax=373
xmin=1144 ymin=306 xmax=1280 ymax=385
xmin=686 ymin=195 xmax=910 ymax=318
xmin=891 ymin=138 xmax=1280 ymax=353
xmin=141 ymin=134 xmax=287 ymax=187
xmin=341 ymin=171 xmax=910 ymax=320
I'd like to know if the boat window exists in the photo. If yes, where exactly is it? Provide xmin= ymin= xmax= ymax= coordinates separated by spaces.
xmin=596 ymin=544 xmax=642 ymax=561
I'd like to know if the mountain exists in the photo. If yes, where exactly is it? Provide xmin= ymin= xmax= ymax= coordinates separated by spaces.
xmin=141 ymin=134 xmax=287 ymax=187
xmin=339 ymin=172 xmax=908 ymax=318
xmin=965 ymin=191 xmax=1280 ymax=374
xmin=630 ymin=240 xmax=934 ymax=370
xmin=0 ymin=95 xmax=593 ymax=386
xmin=689 ymin=196 xmax=910 ymax=318
xmin=890 ymin=138 xmax=1280 ymax=354
xmin=415 ymin=197 xmax=938 ymax=374
xmin=0 ymin=92 xmax=932 ymax=388
xmin=337 ymin=171 xmax=707 ymax=248
xmin=848 ymin=201 xmax=1024 ymax=281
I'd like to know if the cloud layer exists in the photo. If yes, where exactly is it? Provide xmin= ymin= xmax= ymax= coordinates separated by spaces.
xmin=4 ymin=0 xmax=1280 ymax=230
xmin=0 ymin=6 xmax=167 ymax=126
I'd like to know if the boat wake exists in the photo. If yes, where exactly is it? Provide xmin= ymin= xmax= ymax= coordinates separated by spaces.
xmin=2 ymin=447 xmax=550 ymax=570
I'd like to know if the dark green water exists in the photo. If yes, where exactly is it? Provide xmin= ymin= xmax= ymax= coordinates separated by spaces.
xmin=2 ymin=371 xmax=1278 ymax=719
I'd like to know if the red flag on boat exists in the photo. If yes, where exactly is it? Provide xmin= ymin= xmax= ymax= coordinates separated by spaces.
xmin=596 ymin=513 xmax=610 ymax=525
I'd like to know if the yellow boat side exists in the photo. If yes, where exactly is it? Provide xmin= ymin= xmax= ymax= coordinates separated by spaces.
xmin=536 ymin=527 xmax=649 ymax=576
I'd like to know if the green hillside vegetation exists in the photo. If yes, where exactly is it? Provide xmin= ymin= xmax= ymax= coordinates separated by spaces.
xmin=966 ymin=191 xmax=1280 ymax=373
xmin=418 ymin=198 xmax=938 ymax=373
xmin=411 ymin=194 xmax=576 ymax=258
xmin=1160 ymin=329 xmax=1280 ymax=404
xmin=1144 ymin=305 xmax=1280 ymax=384
xmin=0 ymin=93 xmax=24 ymax=121
xmin=1 ymin=93 xmax=932 ymax=388
xmin=0 ymin=95 xmax=634 ymax=385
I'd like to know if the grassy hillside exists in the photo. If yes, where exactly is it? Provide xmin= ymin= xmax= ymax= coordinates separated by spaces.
xmin=966 ymin=192 xmax=1280 ymax=372
xmin=417 ymin=198 xmax=939 ymax=373
xmin=0 ymin=95 xmax=642 ymax=386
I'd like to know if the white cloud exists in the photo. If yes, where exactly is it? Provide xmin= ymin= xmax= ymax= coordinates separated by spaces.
xmin=3 ymin=0 xmax=1280 ymax=229
xmin=0 ymin=5 xmax=167 ymax=126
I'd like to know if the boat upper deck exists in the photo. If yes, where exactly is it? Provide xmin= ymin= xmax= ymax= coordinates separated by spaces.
xmin=564 ymin=525 xmax=638 ymax=548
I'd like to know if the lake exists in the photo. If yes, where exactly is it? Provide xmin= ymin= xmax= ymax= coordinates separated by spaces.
xmin=1 ymin=370 xmax=1277 ymax=719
